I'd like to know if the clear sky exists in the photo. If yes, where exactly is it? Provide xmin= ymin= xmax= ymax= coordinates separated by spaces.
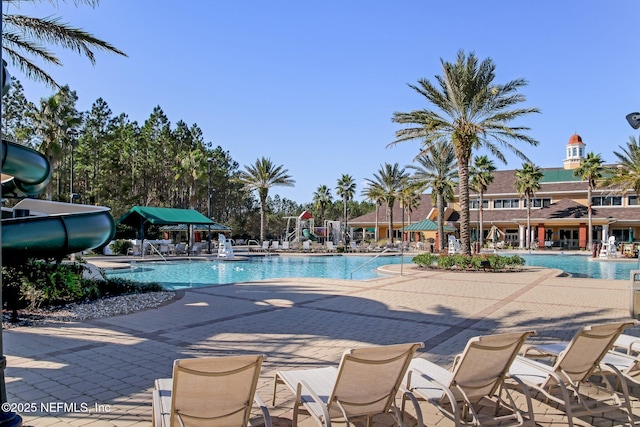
xmin=5 ymin=1 xmax=639 ymax=204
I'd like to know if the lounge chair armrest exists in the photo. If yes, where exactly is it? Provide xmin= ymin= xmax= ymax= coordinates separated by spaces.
xmin=506 ymin=373 xmax=535 ymax=425
xmin=253 ymin=392 xmax=272 ymax=427
xmin=298 ymin=380 xmax=333 ymax=427
xmin=398 ymin=386 xmax=423 ymax=427
xmin=405 ymin=367 xmax=461 ymax=424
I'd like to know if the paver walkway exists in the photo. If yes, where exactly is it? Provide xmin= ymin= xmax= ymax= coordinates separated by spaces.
xmin=4 ymin=263 xmax=640 ymax=426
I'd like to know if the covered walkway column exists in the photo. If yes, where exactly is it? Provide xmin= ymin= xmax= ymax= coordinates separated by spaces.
xmin=519 ymin=224 xmax=525 ymax=249
xmin=537 ymin=224 xmax=545 ymax=250
xmin=579 ymin=223 xmax=587 ymax=249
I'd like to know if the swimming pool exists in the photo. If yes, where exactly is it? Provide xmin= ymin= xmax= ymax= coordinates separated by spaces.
xmin=105 ymin=253 xmax=639 ymax=289
xmin=106 ymin=255 xmax=408 ymax=289
xmin=521 ymin=254 xmax=638 ymax=281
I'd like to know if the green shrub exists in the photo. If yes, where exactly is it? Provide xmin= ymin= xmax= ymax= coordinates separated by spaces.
xmin=411 ymin=252 xmax=523 ymax=272
xmin=2 ymin=260 xmax=163 ymax=318
xmin=110 ymin=239 xmax=132 ymax=255
xmin=412 ymin=253 xmax=437 ymax=268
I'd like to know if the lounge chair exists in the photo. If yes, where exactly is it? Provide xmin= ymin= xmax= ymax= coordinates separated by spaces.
xmin=127 ymin=244 xmax=141 ymax=256
xmin=174 ymin=243 xmax=186 ymax=256
xmin=510 ymin=321 xmax=636 ymax=427
xmin=271 ymin=241 xmax=280 ymax=251
xmin=326 ymin=241 xmax=335 ymax=252
xmin=262 ymin=241 xmax=270 ymax=252
xmin=613 ymin=333 xmax=640 ymax=355
xmin=152 ymin=354 xmax=271 ymax=427
xmin=281 ymin=241 xmax=290 ymax=251
xmin=349 ymin=241 xmax=359 ymax=252
xmin=272 ymin=342 xmax=424 ymax=427
xmin=402 ymin=331 xmax=536 ymax=427
xmin=302 ymin=241 xmax=311 ymax=252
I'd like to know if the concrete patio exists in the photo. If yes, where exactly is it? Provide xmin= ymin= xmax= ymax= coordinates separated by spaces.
xmin=4 ymin=263 xmax=640 ymax=426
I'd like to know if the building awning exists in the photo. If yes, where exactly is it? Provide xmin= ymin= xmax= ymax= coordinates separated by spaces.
xmin=116 ymin=206 xmax=216 ymax=227
xmin=405 ymin=218 xmax=456 ymax=232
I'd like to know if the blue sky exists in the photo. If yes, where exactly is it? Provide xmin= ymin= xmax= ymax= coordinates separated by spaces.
xmin=6 ymin=1 xmax=639 ymax=204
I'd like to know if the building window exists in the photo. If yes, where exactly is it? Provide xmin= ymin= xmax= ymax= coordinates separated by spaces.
xmin=572 ymin=147 xmax=577 ymax=157
xmin=493 ymin=199 xmax=520 ymax=209
xmin=592 ymin=196 xmax=622 ymax=206
xmin=524 ymin=198 xmax=551 ymax=208
xmin=470 ymin=200 xmax=489 ymax=209
xmin=579 ymin=147 xmax=583 ymax=157
xmin=629 ymin=195 xmax=638 ymax=206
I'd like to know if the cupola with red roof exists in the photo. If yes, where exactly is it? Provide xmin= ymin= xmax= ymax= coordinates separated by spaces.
xmin=563 ymin=133 xmax=585 ymax=169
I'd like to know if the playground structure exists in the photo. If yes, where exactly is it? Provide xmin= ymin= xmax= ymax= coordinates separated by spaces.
xmin=284 ymin=210 xmax=321 ymax=242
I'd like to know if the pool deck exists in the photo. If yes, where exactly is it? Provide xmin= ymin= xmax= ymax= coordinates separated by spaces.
xmin=5 ymin=260 xmax=640 ymax=426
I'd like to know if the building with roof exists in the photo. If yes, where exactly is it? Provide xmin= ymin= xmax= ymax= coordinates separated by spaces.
xmin=349 ymin=134 xmax=638 ymax=251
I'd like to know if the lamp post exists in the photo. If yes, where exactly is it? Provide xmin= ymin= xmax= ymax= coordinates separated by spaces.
xmin=0 ymin=13 xmax=22 ymax=425
xmin=207 ymin=157 xmax=213 ymax=254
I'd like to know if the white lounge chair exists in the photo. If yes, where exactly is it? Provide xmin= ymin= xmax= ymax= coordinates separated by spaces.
xmin=510 ymin=321 xmax=636 ymax=427
xmin=273 ymin=342 xmax=424 ymax=427
xmin=302 ymin=240 xmax=310 ymax=252
xmin=127 ymin=244 xmax=141 ymax=256
xmin=326 ymin=241 xmax=335 ymax=252
xmin=152 ymin=354 xmax=271 ymax=427
xmin=270 ymin=241 xmax=280 ymax=251
xmin=281 ymin=241 xmax=290 ymax=251
xmin=403 ymin=331 xmax=536 ymax=427
xmin=262 ymin=241 xmax=270 ymax=252
xmin=613 ymin=333 xmax=640 ymax=355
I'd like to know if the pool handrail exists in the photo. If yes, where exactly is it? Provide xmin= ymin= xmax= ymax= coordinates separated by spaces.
xmin=350 ymin=248 xmax=395 ymax=279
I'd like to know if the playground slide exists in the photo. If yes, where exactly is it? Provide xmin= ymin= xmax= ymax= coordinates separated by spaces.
xmin=302 ymin=228 xmax=319 ymax=242
xmin=1 ymin=140 xmax=115 ymax=262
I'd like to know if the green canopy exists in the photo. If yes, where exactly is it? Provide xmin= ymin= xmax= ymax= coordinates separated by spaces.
xmin=117 ymin=206 xmax=215 ymax=227
xmin=405 ymin=218 xmax=456 ymax=232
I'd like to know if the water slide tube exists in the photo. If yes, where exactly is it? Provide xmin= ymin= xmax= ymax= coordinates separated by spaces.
xmin=1 ymin=140 xmax=116 ymax=262
xmin=302 ymin=228 xmax=319 ymax=242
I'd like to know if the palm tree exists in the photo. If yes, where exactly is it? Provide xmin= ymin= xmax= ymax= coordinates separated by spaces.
xmin=406 ymin=142 xmax=458 ymax=251
xmin=336 ymin=174 xmax=356 ymax=243
xmin=470 ymin=155 xmax=496 ymax=248
xmin=312 ymin=184 xmax=333 ymax=224
xmin=361 ymin=182 xmax=384 ymax=242
xmin=390 ymin=50 xmax=540 ymax=255
xmin=32 ymin=87 xmax=81 ymax=200
xmin=514 ymin=163 xmax=543 ymax=249
xmin=3 ymin=0 xmax=128 ymax=88
xmin=602 ymin=136 xmax=640 ymax=195
xmin=573 ymin=152 xmax=605 ymax=250
xmin=237 ymin=157 xmax=294 ymax=242
xmin=365 ymin=163 xmax=408 ymax=243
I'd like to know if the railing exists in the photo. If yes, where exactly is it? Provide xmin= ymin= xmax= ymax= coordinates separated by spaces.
xmin=349 ymin=248 xmax=395 ymax=279
xmin=146 ymin=242 xmax=167 ymax=262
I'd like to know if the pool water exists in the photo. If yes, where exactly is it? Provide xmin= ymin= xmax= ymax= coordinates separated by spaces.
xmin=106 ymin=253 xmax=639 ymax=290
xmin=107 ymin=255 xmax=409 ymax=289
xmin=521 ymin=254 xmax=638 ymax=281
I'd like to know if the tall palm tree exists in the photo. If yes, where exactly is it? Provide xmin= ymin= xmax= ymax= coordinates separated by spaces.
xmin=390 ymin=50 xmax=540 ymax=255
xmin=3 ymin=0 xmax=127 ymax=88
xmin=312 ymin=184 xmax=332 ymax=224
xmin=602 ymin=136 xmax=640 ymax=195
xmin=574 ymin=152 xmax=605 ymax=250
xmin=470 ymin=155 xmax=496 ymax=248
xmin=237 ymin=157 xmax=295 ymax=242
xmin=32 ymin=87 xmax=81 ymax=200
xmin=514 ymin=163 xmax=542 ymax=249
xmin=336 ymin=174 xmax=356 ymax=243
xmin=406 ymin=142 xmax=458 ymax=251
xmin=361 ymin=182 xmax=384 ymax=242
xmin=365 ymin=163 xmax=408 ymax=243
